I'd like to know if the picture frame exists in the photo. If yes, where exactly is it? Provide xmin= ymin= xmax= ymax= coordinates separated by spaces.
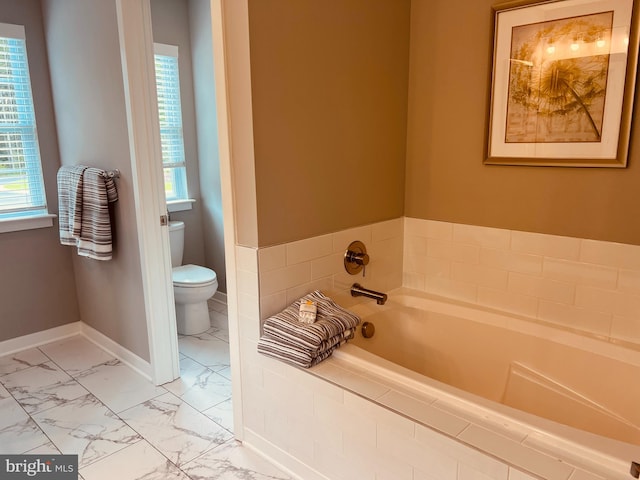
xmin=485 ymin=0 xmax=640 ymax=167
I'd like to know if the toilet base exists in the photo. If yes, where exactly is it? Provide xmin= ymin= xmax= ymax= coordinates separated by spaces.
xmin=175 ymin=300 xmax=210 ymax=335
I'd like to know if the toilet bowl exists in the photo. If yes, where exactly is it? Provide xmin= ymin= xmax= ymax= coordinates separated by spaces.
xmin=169 ymin=221 xmax=218 ymax=335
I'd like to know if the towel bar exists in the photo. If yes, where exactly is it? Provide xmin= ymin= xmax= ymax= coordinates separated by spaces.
xmin=102 ymin=169 xmax=120 ymax=179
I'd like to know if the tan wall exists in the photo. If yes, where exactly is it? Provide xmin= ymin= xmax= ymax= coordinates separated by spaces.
xmin=248 ymin=0 xmax=410 ymax=247
xmin=0 ymin=0 xmax=80 ymax=341
xmin=405 ymin=0 xmax=640 ymax=246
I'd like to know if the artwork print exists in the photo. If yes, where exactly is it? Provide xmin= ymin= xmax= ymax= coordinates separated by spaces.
xmin=505 ymin=12 xmax=613 ymax=144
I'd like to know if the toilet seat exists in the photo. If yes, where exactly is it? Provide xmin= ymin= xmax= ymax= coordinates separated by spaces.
xmin=172 ymin=264 xmax=217 ymax=288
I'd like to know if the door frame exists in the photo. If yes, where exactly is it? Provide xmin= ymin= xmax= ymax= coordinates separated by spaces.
xmin=115 ymin=0 xmax=246 ymax=435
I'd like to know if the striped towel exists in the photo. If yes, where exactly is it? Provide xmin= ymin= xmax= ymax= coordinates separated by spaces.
xmin=57 ymin=166 xmax=118 ymax=261
xmin=257 ymin=291 xmax=360 ymax=368
xmin=57 ymin=165 xmax=88 ymax=245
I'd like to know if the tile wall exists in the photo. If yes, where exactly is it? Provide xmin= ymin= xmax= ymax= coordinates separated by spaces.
xmin=234 ymin=217 xmax=639 ymax=480
xmin=403 ymin=218 xmax=640 ymax=346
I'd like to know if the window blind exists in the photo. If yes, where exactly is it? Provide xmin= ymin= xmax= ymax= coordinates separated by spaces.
xmin=0 ymin=23 xmax=47 ymax=218
xmin=154 ymin=44 xmax=188 ymax=202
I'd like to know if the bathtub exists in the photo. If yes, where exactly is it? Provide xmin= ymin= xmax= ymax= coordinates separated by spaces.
xmin=327 ymin=288 xmax=640 ymax=479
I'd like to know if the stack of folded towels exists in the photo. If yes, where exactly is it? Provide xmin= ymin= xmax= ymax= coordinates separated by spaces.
xmin=257 ymin=290 xmax=360 ymax=368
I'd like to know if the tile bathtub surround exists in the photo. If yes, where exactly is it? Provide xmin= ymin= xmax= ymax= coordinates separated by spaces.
xmin=258 ymin=218 xmax=404 ymax=320
xmin=404 ymin=218 xmax=640 ymax=346
xmin=240 ymin=219 xmax=640 ymax=480
xmin=0 ymin=301 xmax=293 ymax=480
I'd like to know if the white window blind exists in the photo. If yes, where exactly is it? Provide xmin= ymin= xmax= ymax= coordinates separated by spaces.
xmin=153 ymin=43 xmax=188 ymax=203
xmin=0 ymin=23 xmax=47 ymax=219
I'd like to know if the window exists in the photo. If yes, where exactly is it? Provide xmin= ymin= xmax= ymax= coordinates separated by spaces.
xmin=0 ymin=23 xmax=50 ymax=228
xmin=153 ymin=43 xmax=189 ymax=209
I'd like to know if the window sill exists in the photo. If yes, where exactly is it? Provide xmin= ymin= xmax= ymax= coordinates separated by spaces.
xmin=167 ymin=199 xmax=195 ymax=213
xmin=0 ymin=213 xmax=57 ymax=233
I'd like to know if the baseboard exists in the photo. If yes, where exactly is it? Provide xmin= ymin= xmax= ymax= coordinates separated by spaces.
xmin=213 ymin=291 xmax=227 ymax=305
xmin=242 ymin=429 xmax=329 ymax=480
xmin=0 ymin=322 xmax=152 ymax=382
xmin=0 ymin=322 xmax=82 ymax=356
xmin=80 ymin=323 xmax=152 ymax=381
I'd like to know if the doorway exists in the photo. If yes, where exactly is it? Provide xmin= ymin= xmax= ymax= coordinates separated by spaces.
xmin=116 ymin=0 xmax=245 ymax=436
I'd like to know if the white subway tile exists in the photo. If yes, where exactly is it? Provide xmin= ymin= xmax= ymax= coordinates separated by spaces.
xmin=372 ymin=218 xmax=403 ymax=242
xmin=414 ymin=467 xmax=445 ymax=480
xmin=311 ymin=252 xmax=343 ymax=279
xmin=405 ymin=235 xmax=428 ymax=257
xmin=314 ymin=441 xmax=376 ymax=480
xmin=508 ymin=467 xmax=542 ymax=480
xmin=259 ymin=291 xmax=287 ymax=320
xmin=285 ymin=278 xmax=333 ymax=305
xmin=235 ymin=245 xmax=258 ymax=272
xmin=405 ymin=217 xmax=453 ymax=240
xmin=427 ymin=238 xmax=480 ymax=263
xmin=480 ymin=249 xmax=543 ymax=275
xmin=259 ymin=262 xmax=311 ymax=296
xmin=457 ymin=426 xmax=574 ymax=480
xmin=617 ymin=269 xmax=640 ymax=294
xmin=258 ymin=245 xmax=286 ymax=272
xmin=403 ymin=271 xmax=425 ymax=291
xmin=477 ymin=287 xmax=538 ymax=318
xmin=332 ymin=226 xmax=372 ymax=253
xmin=377 ymin=390 xmax=469 ymax=437
xmin=286 ymin=234 xmax=333 ymax=265
xmin=508 ymin=272 xmax=575 ymax=305
xmin=263 ymin=369 xmax=314 ymax=417
xmin=236 ymin=268 xmax=259 ymax=297
xmin=287 ymin=417 xmax=315 ymax=465
xmin=451 ymin=262 xmax=509 ymax=290
xmin=424 ymin=219 xmax=454 ymax=240
xmin=537 ymin=301 xmax=612 ymax=337
xmin=404 ymin=216 xmax=428 ymax=237
xmin=610 ymin=315 xmax=640 ymax=344
xmin=575 ymin=285 xmax=640 ymax=318
xmin=405 ymin=255 xmax=451 ymax=277
xmin=370 ymin=457 xmax=413 ymax=480
xmin=458 ymin=462 xmax=508 ymax=480
xmin=237 ymin=291 xmax=259 ymax=319
xmin=379 ymin=423 xmax=458 ymax=480
xmin=568 ymin=469 xmax=608 ymax=480
xmin=432 ymin=401 xmax=528 ymax=443
xmin=510 ymin=230 xmax=581 ymax=260
xmin=343 ymin=391 xmax=415 ymax=438
xmin=312 ymin=363 xmax=390 ymax=399
xmin=542 ymin=258 xmax=617 ymax=289
xmin=580 ymin=239 xmax=640 ymax=270
xmin=453 ymin=224 xmax=511 ymax=249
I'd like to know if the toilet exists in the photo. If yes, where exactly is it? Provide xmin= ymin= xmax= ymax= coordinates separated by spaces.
xmin=169 ymin=221 xmax=218 ymax=335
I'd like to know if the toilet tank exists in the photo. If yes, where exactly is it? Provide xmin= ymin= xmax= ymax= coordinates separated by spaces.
xmin=168 ymin=221 xmax=185 ymax=268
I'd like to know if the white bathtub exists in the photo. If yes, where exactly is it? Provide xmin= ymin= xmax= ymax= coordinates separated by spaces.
xmin=327 ymin=288 xmax=640 ymax=479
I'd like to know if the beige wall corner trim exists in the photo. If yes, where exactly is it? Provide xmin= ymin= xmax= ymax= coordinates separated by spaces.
xmin=115 ymin=0 xmax=179 ymax=385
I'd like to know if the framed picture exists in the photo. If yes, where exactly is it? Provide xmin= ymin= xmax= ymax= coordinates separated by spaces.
xmin=486 ymin=0 xmax=639 ymax=167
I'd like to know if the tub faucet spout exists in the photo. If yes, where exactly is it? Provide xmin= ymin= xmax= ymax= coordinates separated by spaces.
xmin=350 ymin=283 xmax=387 ymax=305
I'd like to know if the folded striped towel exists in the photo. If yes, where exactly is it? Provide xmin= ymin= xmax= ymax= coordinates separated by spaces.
xmin=257 ymin=291 xmax=360 ymax=368
xmin=57 ymin=166 xmax=118 ymax=261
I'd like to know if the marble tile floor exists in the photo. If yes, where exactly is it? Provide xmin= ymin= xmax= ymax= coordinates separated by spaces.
xmin=0 ymin=300 xmax=292 ymax=480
